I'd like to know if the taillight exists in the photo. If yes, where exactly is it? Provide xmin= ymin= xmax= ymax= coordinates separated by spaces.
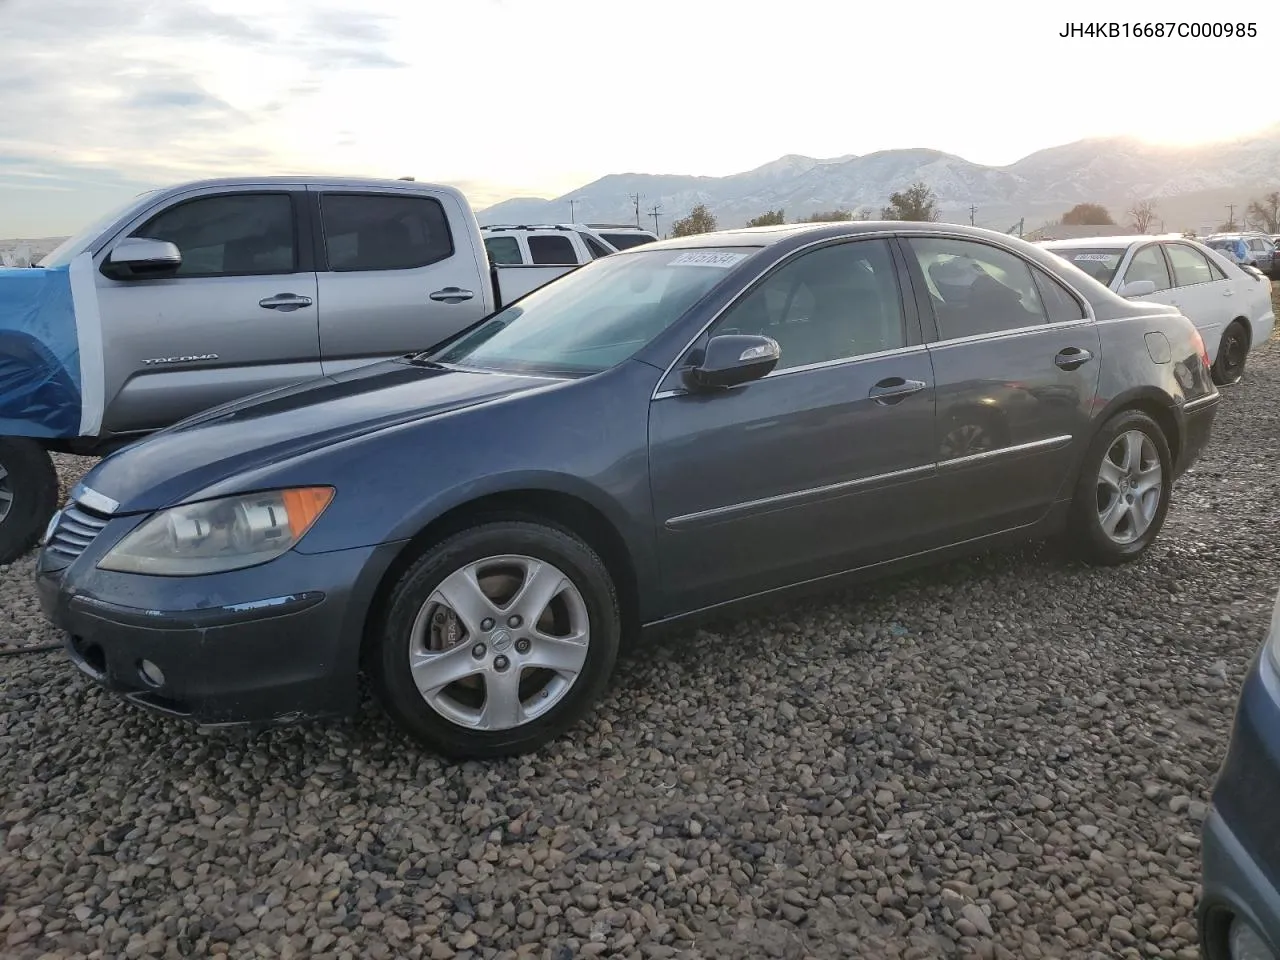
xmin=1191 ymin=328 xmax=1210 ymax=371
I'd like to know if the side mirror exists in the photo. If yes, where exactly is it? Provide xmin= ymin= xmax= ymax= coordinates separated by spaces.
xmin=103 ymin=237 xmax=182 ymax=280
xmin=1119 ymin=279 xmax=1156 ymax=298
xmin=683 ymin=334 xmax=780 ymax=391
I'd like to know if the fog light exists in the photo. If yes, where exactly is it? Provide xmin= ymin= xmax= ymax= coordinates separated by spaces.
xmin=137 ymin=659 xmax=166 ymax=688
xmin=1231 ymin=917 xmax=1278 ymax=960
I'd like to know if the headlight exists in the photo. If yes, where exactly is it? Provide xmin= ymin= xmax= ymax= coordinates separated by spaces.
xmin=98 ymin=487 xmax=334 ymax=576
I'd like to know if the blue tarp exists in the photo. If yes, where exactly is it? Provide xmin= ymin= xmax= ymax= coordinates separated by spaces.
xmin=0 ymin=262 xmax=96 ymax=439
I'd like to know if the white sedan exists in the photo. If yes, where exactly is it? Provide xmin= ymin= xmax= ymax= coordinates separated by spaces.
xmin=1041 ymin=235 xmax=1274 ymax=385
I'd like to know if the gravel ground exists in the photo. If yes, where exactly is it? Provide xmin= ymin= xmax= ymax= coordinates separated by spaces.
xmin=3 ymin=330 xmax=1279 ymax=960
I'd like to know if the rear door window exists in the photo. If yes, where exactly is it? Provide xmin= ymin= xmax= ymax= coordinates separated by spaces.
xmin=1032 ymin=268 xmax=1086 ymax=322
xmin=907 ymin=237 xmax=1049 ymax=339
xmin=527 ymin=234 xmax=578 ymax=265
xmin=320 ymin=193 xmax=454 ymax=271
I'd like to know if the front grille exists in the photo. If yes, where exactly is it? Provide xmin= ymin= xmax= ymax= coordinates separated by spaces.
xmin=45 ymin=502 xmax=111 ymax=567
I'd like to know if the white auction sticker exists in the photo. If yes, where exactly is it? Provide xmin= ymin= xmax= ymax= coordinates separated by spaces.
xmin=668 ymin=251 xmax=748 ymax=268
xmin=1071 ymin=253 xmax=1115 ymax=262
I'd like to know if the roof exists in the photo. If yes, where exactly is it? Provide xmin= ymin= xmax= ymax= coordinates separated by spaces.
xmin=1039 ymin=234 xmax=1184 ymax=250
xmin=641 ymin=220 xmax=1034 ymax=251
xmin=148 ymin=176 xmax=472 ymax=206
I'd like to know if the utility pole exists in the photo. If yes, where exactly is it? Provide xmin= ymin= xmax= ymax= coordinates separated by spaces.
xmin=568 ymin=198 xmax=577 ymax=223
xmin=649 ymin=203 xmax=662 ymax=238
xmin=1227 ymin=203 xmax=1236 ymax=227
xmin=630 ymin=193 xmax=642 ymax=228
xmin=969 ymin=204 xmax=976 ymax=226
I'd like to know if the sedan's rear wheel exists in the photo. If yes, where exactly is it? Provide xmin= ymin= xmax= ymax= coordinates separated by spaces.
xmin=1212 ymin=320 xmax=1249 ymax=385
xmin=1069 ymin=410 xmax=1172 ymax=565
xmin=372 ymin=521 xmax=620 ymax=759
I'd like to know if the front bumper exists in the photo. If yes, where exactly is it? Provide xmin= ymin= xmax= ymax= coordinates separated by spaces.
xmin=35 ymin=524 xmax=404 ymax=730
xmin=1199 ymin=653 xmax=1280 ymax=958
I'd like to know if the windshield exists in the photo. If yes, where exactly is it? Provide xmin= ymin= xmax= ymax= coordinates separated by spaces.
xmin=599 ymin=232 xmax=655 ymax=251
xmin=429 ymin=246 xmax=756 ymax=376
xmin=1046 ymin=247 xmax=1124 ymax=285
xmin=38 ymin=190 xmax=158 ymax=267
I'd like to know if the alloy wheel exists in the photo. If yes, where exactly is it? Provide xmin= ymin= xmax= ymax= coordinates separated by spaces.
xmin=1096 ymin=430 xmax=1162 ymax=545
xmin=407 ymin=555 xmax=590 ymax=731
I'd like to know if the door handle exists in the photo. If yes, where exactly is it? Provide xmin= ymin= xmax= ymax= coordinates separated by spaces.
xmin=869 ymin=377 xmax=927 ymax=405
xmin=430 ymin=287 xmax=476 ymax=303
xmin=1223 ymin=288 xmax=1234 ymax=297
xmin=1054 ymin=347 xmax=1093 ymax=370
xmin=259 ymin=293 xmax=313 ymax=310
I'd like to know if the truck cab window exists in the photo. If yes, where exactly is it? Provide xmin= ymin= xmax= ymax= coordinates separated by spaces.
xmin=132 ymin=193 xmax=296 ymax=277
xmin=321 ymin=194 xmax=454 ymax=271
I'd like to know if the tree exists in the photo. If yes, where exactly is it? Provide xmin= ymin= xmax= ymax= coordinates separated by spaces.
xmin=1218 ymin=218 xmax=1240 ymax=232
xmin=798 ymin=208 xmax=855 ymax=222
xmin=881 ymin=182 xmax=940 ymax=222
xmin=1061 ymin=203 xmax=1115 ymax=226
xmin=1246 ymin=192 xmax=1280 ymax=233
xmin=746 ymin=209 xmax=785 ymax=227
xmin=672 ymin=204 xmax=717 ymax=237
xmin=1128 ymin=198 xmax=1158 ymax=233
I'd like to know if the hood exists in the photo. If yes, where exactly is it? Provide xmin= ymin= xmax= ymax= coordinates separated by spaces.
xmin=83 ymin=359 xmax=557 ymax=512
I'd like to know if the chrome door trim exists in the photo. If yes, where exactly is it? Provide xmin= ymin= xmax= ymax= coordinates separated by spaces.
xmin=925 ymin=318 xmax=1095 ymax=351
xmin=936 ymin=434 xmax=1074 ymax=472
xmin=664 ymin=462 xmax=936 ymax=531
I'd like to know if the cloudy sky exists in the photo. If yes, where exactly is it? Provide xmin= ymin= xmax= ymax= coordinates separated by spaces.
xmin=0 ymin=0 xmax=1275 ymax=236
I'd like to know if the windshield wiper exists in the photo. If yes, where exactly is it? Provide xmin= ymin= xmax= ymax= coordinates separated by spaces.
xmin=406 ymin=353 xmax=452 ymax=368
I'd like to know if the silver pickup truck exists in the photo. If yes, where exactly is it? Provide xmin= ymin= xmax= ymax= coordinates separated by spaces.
xmin=0 ymin=176 xmax=579 ymax=562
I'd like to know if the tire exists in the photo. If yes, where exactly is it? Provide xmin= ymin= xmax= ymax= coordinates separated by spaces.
xmin=1211 ymin=320 xmax=1249 ymax=386
xmin=0 ymin=438 xmax=59 ymax=565
xmin=1068 ymin=410 xmax=1172 ymax=566
xmin=370 ymin=521 xmax=621 ymax=759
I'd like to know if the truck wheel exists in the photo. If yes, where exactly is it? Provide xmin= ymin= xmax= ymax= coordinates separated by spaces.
xmin=0 ymin=438 xmax=59 ymax=564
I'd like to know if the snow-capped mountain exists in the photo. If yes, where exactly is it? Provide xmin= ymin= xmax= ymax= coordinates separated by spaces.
xmin=478 ymin=126 xmax=1280 ymax=230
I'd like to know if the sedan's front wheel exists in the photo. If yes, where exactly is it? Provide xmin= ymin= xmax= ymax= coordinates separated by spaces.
xmin=371 ymin=521 xmax=620 ymax=759
xmin=1069 ymin=410 xmax=1172 ymax=565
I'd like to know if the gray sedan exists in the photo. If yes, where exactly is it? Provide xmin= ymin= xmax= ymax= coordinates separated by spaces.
xmin=36 ymin=222 xmax=1222 ymax=758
